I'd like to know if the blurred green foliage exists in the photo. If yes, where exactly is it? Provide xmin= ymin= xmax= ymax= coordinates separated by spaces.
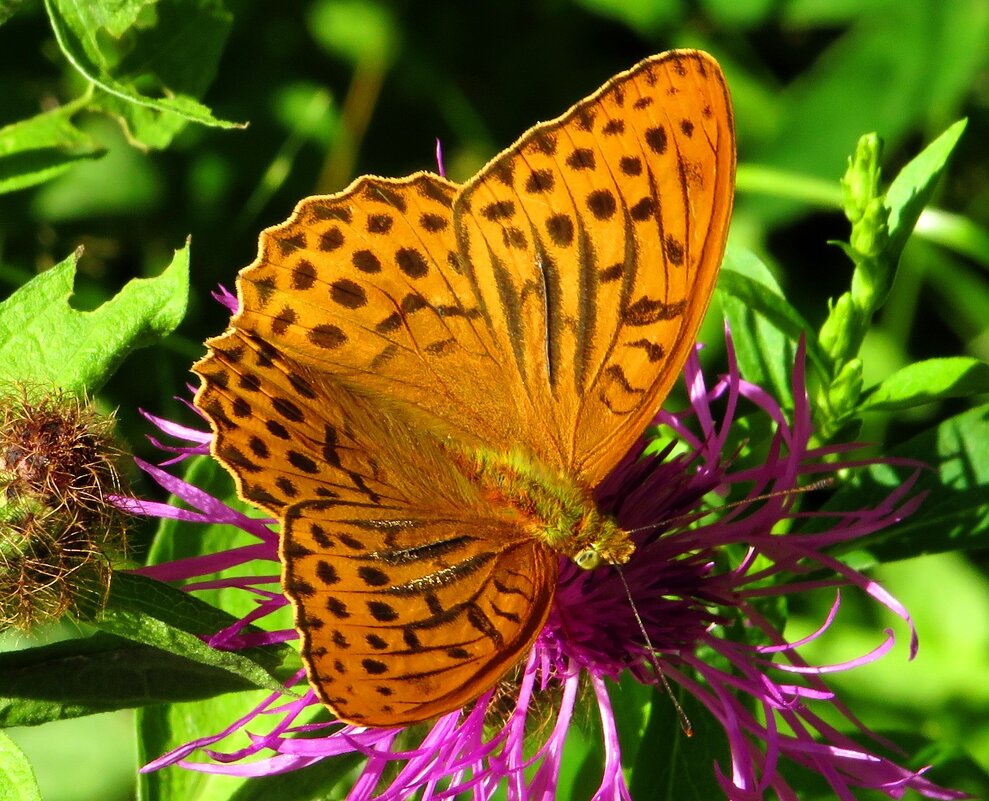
xmin=1 ymin=1 xmax=988 ymax=800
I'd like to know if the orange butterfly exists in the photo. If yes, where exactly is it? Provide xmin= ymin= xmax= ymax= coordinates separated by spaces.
xmin=193 ymin=50 xmax=735 ymax=727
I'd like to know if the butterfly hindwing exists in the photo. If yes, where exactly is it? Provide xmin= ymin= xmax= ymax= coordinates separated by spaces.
xmin=284 ymin=502 xmax=557 ymax=727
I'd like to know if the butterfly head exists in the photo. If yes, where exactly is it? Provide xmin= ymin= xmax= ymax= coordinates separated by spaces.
xmin=569 ymin=508 xmax=635 ymax=570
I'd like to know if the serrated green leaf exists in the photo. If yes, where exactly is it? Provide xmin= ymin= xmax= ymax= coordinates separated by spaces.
xmin=0 ymin=634 xmax=256 ymax=728
xmin=0 ymin=731 xmax=41 ymax=801
xmin=717 ymin=258 xmax=830 ymax=382
xmin=81 ymin=0 xmax=154 ymax=37
xmin=884 ymin=119 xmax=967 ymax=265
xmin=44 ymin=0 xmax=241 ymax=139
xmin=0 ymin=242 xmax=189 ymax=393
xmin=718 ymin=248 xmax=796 ymax=405
xmin=860 ymin=357 xmax=989 ymax=411
xmin=0 ymin=97 xmax=103 ymax=194
xmin=816 ymin=402 xmax=989 ymax=562
xmin=94 ymin=92 xmax=194 ymax=151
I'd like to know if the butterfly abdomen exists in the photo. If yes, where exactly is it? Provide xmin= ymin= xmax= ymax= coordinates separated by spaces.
xmin=455 ymin=446 xmax=633 ymax=569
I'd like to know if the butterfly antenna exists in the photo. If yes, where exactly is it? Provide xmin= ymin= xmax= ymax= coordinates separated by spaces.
xmin=623 ymin=477 xmax=834 ymax=538
xmin=614 ymin=564 xmax=692 ymax=737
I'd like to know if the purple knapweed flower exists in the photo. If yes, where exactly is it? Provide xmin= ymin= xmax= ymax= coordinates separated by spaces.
xmin=119 ymin=323 xmax=964 ymax=801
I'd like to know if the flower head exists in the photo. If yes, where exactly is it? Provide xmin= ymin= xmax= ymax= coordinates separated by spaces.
xmin=122 ymin=329 xmax=964 ymax=801
xmin=1 ymin=387 xmax=127 ymax=630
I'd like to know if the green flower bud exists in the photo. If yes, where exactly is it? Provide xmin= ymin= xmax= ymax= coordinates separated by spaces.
xmin=850 ymin=200 xmax=893 ymax=308
xmin=827 ymin=358 xmax=864 ymax=420
xmin=819 ymin=293 xmax=859 ymax=366
xmin=841 ymin=133 xmax=883 ymax=225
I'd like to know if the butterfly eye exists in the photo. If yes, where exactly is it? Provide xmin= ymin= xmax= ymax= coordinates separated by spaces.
xmin=574 ymin=548 xmax=602 ymax=570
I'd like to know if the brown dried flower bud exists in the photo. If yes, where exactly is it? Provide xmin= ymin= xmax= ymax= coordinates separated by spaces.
xmin=1 ymin=388 xmax=128 ymax=630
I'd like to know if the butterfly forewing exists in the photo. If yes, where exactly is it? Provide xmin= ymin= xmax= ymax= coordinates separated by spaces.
xmin=229 ymin=173 xmax=541 ymax=457
xmin=195 ymin=330 xmax=397 ymax=514
xmin=455 ymin=50 xmax=735 ymax=484
xmin=195 ymin=325 xmax=506 ymax=514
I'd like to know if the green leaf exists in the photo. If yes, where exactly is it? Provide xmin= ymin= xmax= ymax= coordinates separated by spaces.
xmin=44 ymin=0 xmax=242 ymax=144
xmin=817 ymin=402 xmax=989 ymax=562
xmin=0 ymin=0 xmax=26 ymax=27
xmin=226 ymin=753 xmax=360 ymax=801
xmin=30 ymin=116 xmax=164 ymax=222
xmin=860 ymin=357 xmax=989 ymax=411
xmin=138 ymin=698 xmax=358 ymax=801
xmin=0 ymin=242 xmax=189 ymax=394
xmin=608 ymin=672 xmax=654 ymax=770
xmin=557 ymin=672 xmax=653 ymax=801
xmin=718 ymin=248 xmax=797 ymax=405
xmin=137 ymin=456 xmax=320 ymax=801
xmin=891 ymin=735 xmax=989 ymax=800
xmin=717 ymin=255 xmax=830 ymax=383
xmin=0 ymin=731 xmax=41 ymax=801
xmin=884 ymin=119 xmax=967 ymax=265
xmin=94 ymin=572 xmax=294 ymax=693
xmin=916 ymin=208 xmax=989 ymax=270
xmin=776 ymin=727 xmax=988 ymax=800
xmin=0 ymin=566 xmax=297 ymax=728
xmin=753 ymin=5 xmax=983 ymax=226
xmin=0 ymin=98 xmax=103 ymax=194
xmin=138 ymin=698 xmax=252 ymax=801
xmin=0 ymin=634 xmax=257 ymax=728
xmin=145 ymin=456 xmax=293 ymax=625
xmin=94 ymin=92 xmax=195 ymax=151
xmin=628 ymin=686 xmax=728 ymax=801
xmin=229 ymin=753 xmax=356 ymax=801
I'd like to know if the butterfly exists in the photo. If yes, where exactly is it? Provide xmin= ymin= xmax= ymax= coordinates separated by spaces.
xmin=193 ymin=49 xmax=735 ymax=727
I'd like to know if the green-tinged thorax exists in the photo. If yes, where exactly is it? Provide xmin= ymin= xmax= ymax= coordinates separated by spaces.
xmin=458 ymin=447 xmax=634 ymax=569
